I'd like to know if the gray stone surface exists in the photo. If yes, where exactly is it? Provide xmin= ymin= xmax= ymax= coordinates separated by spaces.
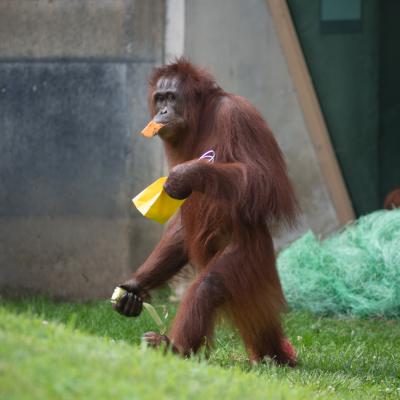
xmin=0 ymin=1 xmax=165 ymax=300
xmin=185 ymin=0 xmax=340 ymax=247
xmin=0 ymin=0 xmax=164 ymax=60
xmin=1 ymin=63 xmax=131 ymax=217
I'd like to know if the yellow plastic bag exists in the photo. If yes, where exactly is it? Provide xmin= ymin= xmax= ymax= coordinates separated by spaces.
xmin=132 ymin=151 xmax=215 ymax=224
xmin=132 ymin=177 xmax=185 ymax=224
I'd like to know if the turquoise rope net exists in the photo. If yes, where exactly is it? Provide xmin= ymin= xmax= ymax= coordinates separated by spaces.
xmin=277 ymin=210 xmax=400 ymax=317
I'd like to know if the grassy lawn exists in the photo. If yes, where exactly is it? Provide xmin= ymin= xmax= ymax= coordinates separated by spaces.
xmin=1 ymin=295 xmax=399 ymax=399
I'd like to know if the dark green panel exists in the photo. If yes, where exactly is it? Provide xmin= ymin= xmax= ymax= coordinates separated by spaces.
xmin=287 ymin=0 xmax=380 ymax=216
xmin=321 ymin=0 xmax=361 ymax=20
xmin=320 ymin=0 xmax=362 ymax=33
xmin=379 ymin=0 xmax=400 ymax=203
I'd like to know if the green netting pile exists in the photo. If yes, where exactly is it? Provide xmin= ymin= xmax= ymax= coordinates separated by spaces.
xmin=277 ymin=209 xmax=400 ymax=317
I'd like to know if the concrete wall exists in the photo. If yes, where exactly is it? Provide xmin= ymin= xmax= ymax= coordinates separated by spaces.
xmin=185 ymin=0 xmax=340 ymax=247
xmin=1 ymin=0 xmax=347 ymax=300
xmin=0 ymin=0 xmax=165 ymax=300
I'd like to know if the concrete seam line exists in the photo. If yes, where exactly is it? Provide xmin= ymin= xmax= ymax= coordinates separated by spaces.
xmin=165 ymin=0 xmax=185 ymax=63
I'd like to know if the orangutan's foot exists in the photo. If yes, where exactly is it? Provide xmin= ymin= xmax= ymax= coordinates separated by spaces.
xmin=281 ymin=338 xmax=297 ymax=367
xmin=142 ymin=331 xmax=170 ymax=347
xmin=142 ymin=331 xmax=181 ymax=355
xmin=249 ymin=338 xmax=298 ymax=367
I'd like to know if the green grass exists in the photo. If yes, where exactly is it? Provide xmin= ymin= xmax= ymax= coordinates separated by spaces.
xmin=1 ymin=295 xmax=399 ymax=400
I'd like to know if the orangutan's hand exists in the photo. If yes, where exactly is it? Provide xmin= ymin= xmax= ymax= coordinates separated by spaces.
xmin=164 ymin=160 xmax=203 ymax=200
xmin=111 ymin=279 xmax=147 ymax=317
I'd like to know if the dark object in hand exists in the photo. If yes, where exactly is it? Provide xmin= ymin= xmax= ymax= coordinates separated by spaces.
xmin=111 ymin=281 xmax=145 ymax=317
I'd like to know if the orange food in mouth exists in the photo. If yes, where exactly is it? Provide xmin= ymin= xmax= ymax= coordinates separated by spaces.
xmin=141 ymin=121 xmax=165 ymax=137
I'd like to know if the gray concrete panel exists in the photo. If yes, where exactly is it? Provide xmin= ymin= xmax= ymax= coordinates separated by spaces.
xmin=0 ymin=61 xmax=165 ymax=299
xmin=0 ymin=0 xmax=164 ymax=60
xmin=1 ymin=62 xmax=130 ymax=217
xmin=0 ymin=0 xmax=165 ymax=300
